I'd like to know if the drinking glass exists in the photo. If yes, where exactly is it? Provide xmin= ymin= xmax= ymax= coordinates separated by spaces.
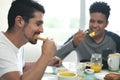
xmin=90 ymin=53 xmax=102 ymax=72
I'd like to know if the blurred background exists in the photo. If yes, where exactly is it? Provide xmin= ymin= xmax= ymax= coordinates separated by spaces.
xmin=0 ymin=0 xmax=120 ymax=62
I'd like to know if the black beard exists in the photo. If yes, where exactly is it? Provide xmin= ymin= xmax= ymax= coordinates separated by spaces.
xmin=29 ymin=40 xmax=37 ymax=44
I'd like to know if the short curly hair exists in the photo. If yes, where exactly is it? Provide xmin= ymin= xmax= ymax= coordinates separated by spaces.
xmin=89 ymin=1 xmax=111 ymax=20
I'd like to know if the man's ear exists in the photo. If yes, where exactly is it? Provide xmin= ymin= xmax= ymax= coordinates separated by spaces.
xmin=105 ymin=20 xmax=109 ymax=28
xmin=15 ymin=16 xmax=25 ymax=27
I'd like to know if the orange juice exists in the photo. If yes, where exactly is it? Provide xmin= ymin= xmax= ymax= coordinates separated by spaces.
xmin=90 ymin=64 xmax=102 ymax=72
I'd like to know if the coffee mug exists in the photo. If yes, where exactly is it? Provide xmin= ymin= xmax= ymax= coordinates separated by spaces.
xmin=107 ymin=53 xmax=120 ymax=71
xmin=57 ymin=71 xmax=77 ymax=80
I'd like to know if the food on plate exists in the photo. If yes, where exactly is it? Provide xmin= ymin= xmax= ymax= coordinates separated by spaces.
xmin=89 ymin=32 xmax=95 ymax=37
xmin=56 ymin=68 xmax=68 ymax=73
xmin=94 ymin=73 xmax=108 ymax=80
xmin=85 ymin=62 xmax=93 ymax=66
xmin=104 ymin=73 xmax=120 ymax=80
xmin=83 ymin=62 xmax=102 ymax=72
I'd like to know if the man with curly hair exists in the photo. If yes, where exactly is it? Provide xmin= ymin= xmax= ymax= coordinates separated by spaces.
xmin=55 ymin=1 xmax=120 ymax=69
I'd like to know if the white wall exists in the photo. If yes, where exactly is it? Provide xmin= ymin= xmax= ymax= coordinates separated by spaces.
xmin=23 ymin=41 xmax=77 ymax=62
xmin=0 ymin=0 xmax=12 ymax=31
xmin=23 ymin=41 xmax=42 ymax=62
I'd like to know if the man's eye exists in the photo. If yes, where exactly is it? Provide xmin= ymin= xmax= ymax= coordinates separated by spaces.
xmin=98 ymin=21 xmax=103 ymax=24
xmin=90 ymin=20 xmax=94 ymax=23
xmin=36 ymin=23 xmax=41 ymax=26
xmin=36 ymin=21 xmax=43 ymax=26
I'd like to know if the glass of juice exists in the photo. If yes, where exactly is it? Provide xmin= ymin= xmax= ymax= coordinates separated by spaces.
xmin=90 ymin=53 xmax=102 ymax=72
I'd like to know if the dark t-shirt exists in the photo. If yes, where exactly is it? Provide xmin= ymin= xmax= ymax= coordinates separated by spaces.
xmin=55 ymin=30 xmax=120 ymax=69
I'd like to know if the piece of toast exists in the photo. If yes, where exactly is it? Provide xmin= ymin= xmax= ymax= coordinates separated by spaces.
xmin=35 ymin=35 xmax=46 ymax=41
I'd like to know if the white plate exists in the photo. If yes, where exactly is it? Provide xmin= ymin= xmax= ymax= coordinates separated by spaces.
xmin=45 ymin=66 xmax=55 ymax=73
xmin=94 ymin=73 xmax=108 ymax=80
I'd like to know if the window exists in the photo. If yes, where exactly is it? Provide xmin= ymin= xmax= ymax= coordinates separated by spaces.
xmin=39 ymin=0 xmax=120 ymax=45
xmin=0 ymin=0 xmax=80 ymax=45
xmin=1 ymin=0 xmax=120 ymax=45
xmin=37 ymin=0 xmax=80 ymax=45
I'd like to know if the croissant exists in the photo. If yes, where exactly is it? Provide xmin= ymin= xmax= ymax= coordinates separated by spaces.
xmin=104 ymin=73 xmax=120 ymax=80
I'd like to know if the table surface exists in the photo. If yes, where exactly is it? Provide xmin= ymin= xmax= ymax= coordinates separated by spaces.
xmin=42 ymin=62 xmax=120 ymax=80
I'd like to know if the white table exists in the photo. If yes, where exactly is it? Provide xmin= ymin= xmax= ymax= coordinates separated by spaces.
xmin=42 ymin=62 xmax=120 ymax=80
xmin=42 ymin=62 xmax=74 ymax=80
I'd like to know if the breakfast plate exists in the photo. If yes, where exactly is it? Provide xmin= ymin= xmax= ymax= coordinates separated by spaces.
xmin=45 ymin=66 xmax=55 ymax=74
xmin=94 ymin=73 xmax=108 ymax=80
xmin=45 ymin=66 xmax=66 ymax=74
